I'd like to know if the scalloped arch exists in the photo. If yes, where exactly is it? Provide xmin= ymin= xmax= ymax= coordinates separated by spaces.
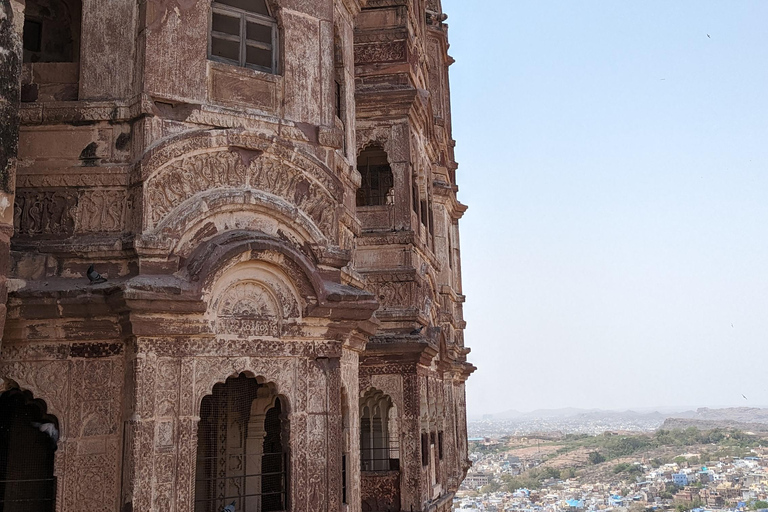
xmin=194 ymin=362 xmax=295 ymax=417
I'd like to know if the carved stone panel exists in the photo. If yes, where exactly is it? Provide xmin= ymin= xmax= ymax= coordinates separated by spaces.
xmin=13 ymin=187 xmax=127 ymax=236
xmin=144 ymin=147 xmax=337 ymax=239
xmin=13 ymin=189 xmax=78 ymax=236
xmin=216 ymin=281 xmax=282 ymax=337
xmin=354 ymin=41 xmax=407 ymax=64
xmin=361 ymin=471 xmax=401 ymax=512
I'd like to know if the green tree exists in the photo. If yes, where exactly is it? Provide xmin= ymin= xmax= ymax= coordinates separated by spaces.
xmin=589 ymin=451 xmax=606 ymax=464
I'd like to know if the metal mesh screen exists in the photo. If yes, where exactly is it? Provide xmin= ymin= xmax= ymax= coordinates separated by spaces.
xmin=356 ymin=148 xmax=394 ymax=207
xmin=360 ymin=416 xmax=400 ymax=472
xmin=0 ymin=388 xmax=58 ymax=512
xmin=195 ymin=374 xmax=286 ymax=512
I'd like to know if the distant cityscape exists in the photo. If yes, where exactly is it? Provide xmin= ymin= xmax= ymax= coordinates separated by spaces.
xmin=456 ymin=407 xmax=768 ymax=512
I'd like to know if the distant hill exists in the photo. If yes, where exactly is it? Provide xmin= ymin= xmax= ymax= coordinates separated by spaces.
xmin=661 ymin=417 xmax=768 ymax=432
xmin=480 ymin=407 xmax=680 ymax=422
xmin=491 ymin=408 xmax=601 ymax=420
xmin=662 ymin=407 xmax=768 ymax=431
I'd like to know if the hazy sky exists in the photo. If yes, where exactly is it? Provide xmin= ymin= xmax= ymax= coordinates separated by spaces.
xmin=443 ymin=1 xmax=768 ymax=416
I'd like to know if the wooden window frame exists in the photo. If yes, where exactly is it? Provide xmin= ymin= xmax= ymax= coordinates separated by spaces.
xmin=209 ymin=3 xmax=279 ymax=74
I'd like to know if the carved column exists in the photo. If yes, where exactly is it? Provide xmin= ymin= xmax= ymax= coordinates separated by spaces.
xmin=326 ymin=357 xmax=343 ymax=512
xmin=124 ymin=343 xmax=159 ymax=512
xmin=400 ymin=372 xmax=422 ymax=511
xmin=0 ymin=0 xmax=22 ymax=348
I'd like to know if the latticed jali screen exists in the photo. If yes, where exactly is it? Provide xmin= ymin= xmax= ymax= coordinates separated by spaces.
xmin=0 ymin=388 xmax=58 ymax=512
xmin=195 ymin=374 xmax=287 ymax=512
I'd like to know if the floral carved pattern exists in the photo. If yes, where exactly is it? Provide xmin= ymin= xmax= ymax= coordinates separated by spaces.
xmin=216 ymin=281 xmax=281 ymax=337
xmin=354 ymin=41 xmax=407 ymax=64
xmin=144 ymin=148 xmax=337 ymax=238
xmin=361 ymin=472 xmax=401 ymax=512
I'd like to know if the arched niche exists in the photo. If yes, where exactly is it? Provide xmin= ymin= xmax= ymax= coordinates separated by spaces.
xmin=0 ymin=382 xmax=60 ymax=511
xmin=359 ymin=388 xmax=399 ymax=472
xmin=194 ymin=373 xmax=288 ymax=512
xmin=206 ymin=261 xmax=305 ymax=339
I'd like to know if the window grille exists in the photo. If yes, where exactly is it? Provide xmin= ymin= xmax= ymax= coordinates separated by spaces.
xmin=356 ymin=147 xmax=394 ymax=207
xmin=359 ymin=428 xmax=400 ymax=472
xmin=0 ymin=387 xmax=58 ymax=512
xmin=195 ymin=374 xmax=287 ymax=512
xmin=359 ymin=389 xmax=399 ymax=472
xmin=209 ymin=0 xmax=278 ymax=73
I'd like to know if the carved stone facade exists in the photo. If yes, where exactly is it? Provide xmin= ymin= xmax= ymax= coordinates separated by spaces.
xmin=0 ymin=0 xmax=473 ymax=511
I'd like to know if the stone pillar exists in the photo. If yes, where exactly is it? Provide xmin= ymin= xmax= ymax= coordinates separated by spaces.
xmin=0 ymin=0 xmax=22 ymax=348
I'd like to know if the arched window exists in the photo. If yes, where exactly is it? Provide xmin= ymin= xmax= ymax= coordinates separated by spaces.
xmin=356 ymin=146 xmax=394 ymax=207
xmin=209 ymin=0 xmax=278 ymax=73
xmin=195 ymin=374 xmax=287 ymax=512
xmin=359 ymin=389 xmax=398 ymax=472
xmin=0 ymin=385 xmax=59 ymax=512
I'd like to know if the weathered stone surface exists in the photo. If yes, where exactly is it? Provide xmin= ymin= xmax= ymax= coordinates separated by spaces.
xmin=1 ymin=1 xmax=472 ymax=511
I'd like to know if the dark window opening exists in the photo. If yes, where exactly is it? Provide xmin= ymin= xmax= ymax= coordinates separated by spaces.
xmin=420 ymin=200 xmax=428 ymax=227
xmin=428 ymin=202 xmax=434 ymax=236
xmin=356 ymin=147 xmax=394 ymax=207
xmin=421 ymin=432 xmax=429 ymax=467
xmin=341 ymin=454 xmax=347 ymax=504
xmin=262 ymin=399 xmax=285 ymax=512
xmin=438 ymin=431 xmax=444 ymax=460
xmin=22 ymin=0 xmax=81 ymax=63
xmin=195 ymin=374 xmax=287 ymax=512
xmin=412 ymin=180 xmax=420 ymax=216
xmin=209 ymin=0 xmax=278 ymax=73
xmin=0 ymin=386 xmax=58 ymax=512
xmin=335 ymin=79 xmax=343 ymax=120
xmin=360 ymin=389 xmax=399 ymax=472
xmin=23 ymin=20 xmax=42 ymax=53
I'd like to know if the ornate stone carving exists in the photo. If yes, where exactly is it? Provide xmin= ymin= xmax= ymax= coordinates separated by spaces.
xmin=361 ymin=472 xmax=401 ymax=512
xmin=216 ymin=281 xmax=281 ymax=337
xmin=145 ymin=148 xmax=337 ymax=238
xmin=376 ymin=281 xmax=412 ymax=307
xmin=0 ymin=360 xmax=70 ymax=420
xmin=13 ymin=189 xmax=78 ymax=236
xmin=147 ymin=150 xmax=246 ymax=226
xmin=356 ymin=41 xmax=407 ymax=64
xmin=76 ymin=189 xmax=127 ymax=232
xmin=12 ymin=187 xmax=128 ymax=236
xmin=16 ymin=172 xmax=129 ymax=188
